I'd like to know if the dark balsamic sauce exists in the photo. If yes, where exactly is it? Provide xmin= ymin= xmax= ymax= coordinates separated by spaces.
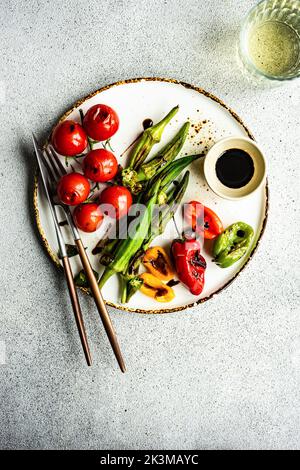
xmin=142 ymin=118 xmax=153 ymax=130
xmin=167 ymin=279 xmax=180 ymax=288
xmin=216 ymin=149 xmax=254 ymax=189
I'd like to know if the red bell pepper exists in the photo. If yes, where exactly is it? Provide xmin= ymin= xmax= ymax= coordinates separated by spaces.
xmin=171 ymin=236 xmax=207 ymax=295
xmin=184 ymin=201 xmax=223 ymax=240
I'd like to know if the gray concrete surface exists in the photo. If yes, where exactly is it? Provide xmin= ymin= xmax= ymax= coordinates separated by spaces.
xmin=0 ymin=0 xmax=299 ymax=450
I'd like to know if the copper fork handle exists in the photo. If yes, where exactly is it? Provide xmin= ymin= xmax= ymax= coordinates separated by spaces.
xmin=62 ymin=256 xmax=92 ymax=366
xmin=75 ymin=239 xmax=126 ymax=373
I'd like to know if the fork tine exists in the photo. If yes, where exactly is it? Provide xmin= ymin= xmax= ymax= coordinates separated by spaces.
xmin=48 ymin=146 xmax=68 ymax=176
xmin=44 ymin=147 xmax=62 ymax=181
xmin=40 ymin=149 xmax=57 ymax=183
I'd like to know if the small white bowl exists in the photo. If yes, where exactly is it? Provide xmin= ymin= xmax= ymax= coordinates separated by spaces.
xmin=203 ymin=136 xmax=267 ymax=200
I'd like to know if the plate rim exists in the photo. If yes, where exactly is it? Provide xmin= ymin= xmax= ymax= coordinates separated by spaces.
xmin=33 ymin=76 xmax=269 ymax=314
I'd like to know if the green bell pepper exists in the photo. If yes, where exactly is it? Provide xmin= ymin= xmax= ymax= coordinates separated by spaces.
xmin=213 ymin=222 xmax=254 ymax=268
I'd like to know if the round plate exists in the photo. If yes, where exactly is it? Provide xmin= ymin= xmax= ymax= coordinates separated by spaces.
xmin=33 ymin=78 xmax=268 ymax=314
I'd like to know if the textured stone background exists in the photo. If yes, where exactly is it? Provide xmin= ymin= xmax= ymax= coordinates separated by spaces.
xmin=0 ymin=0 xmax=299 ymax=450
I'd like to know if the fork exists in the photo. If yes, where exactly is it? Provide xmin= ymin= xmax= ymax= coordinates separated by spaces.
xmin=36 ymin=140 xmax=126 ymax=373
xmin=32 ymin=135 xmax=92 ymax=366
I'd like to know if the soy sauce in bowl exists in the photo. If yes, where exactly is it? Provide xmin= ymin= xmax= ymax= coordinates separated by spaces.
xmin=215 ymin=148 xmax=254 ymax=189
xmin=204 ymin=136 xmax=266 ymax=200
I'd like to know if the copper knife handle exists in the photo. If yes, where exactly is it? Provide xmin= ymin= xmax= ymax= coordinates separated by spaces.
xmin=75 ymin=239 xmax=126 ymax=373
xmin=61 ymin=256 xmax=92 ymax=367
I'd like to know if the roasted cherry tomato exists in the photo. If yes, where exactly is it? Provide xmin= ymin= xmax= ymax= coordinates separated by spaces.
xmin=99 ymin=185 xmax=132 ymax=220
xmin=83 ymin=149 xmax=118 ymax=183
xmin=52 ymin=120 xmax=88 ymax=156
xmin=83 ymin=104 xmax=119 ymax=141
xmin=73 ymin=203 xmax=104 ymax=233
xmin=57 ymin=172 xmax=90 ymax=206
xmin=184 ymin=201 xmax=223 ymax=240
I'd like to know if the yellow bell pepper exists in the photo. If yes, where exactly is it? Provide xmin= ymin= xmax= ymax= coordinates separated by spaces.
xmin=142 ymin=246 xmax=175 ymax=281
xmin=139 ymin=273 xmax=175 ymax=302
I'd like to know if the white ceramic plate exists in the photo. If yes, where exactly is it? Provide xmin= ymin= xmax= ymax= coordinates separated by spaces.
xmin=33 ymin=78 xmax=268 ymax=313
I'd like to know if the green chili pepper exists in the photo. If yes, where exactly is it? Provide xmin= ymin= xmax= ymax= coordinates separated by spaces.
xmin=99 ymin=239 xmax=119 ymax=266
xmin=122 ymin=106 xmax=179 ymax=193
xmin=123 ymin=276 xmax=143 ymax=303
xmin=100 ymin=154 xmax=195 ymax=266
xmin=137 ymin=122 xmax=190 ymax=182
xmin=75 ymin=269 xmax=99 ymax=287
xmin=121 ymin=172 xmax=190 ymax=302
xmin=98 ymin=180 xmax=160 ymax=288
xmin=144 ymin=154 xmax=201 ymax=201
xmin=213 ymin=222 xmax=254 ymax=268
xmin=147 ymin=171 xmax=190 ymax=246
xmin=128 ymin=105 xmax=179 ymax=170
xmin=99 ymin=154 xmax=195 ymax=274
xmin=58 ymin=244 xmax=79 ymax=259
xmin=159 ymin=154 xmax=202 ymax=191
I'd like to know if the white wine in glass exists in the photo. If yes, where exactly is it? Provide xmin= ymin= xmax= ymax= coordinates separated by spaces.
xmin=239 ymin=0 xmax=300 ymax=82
